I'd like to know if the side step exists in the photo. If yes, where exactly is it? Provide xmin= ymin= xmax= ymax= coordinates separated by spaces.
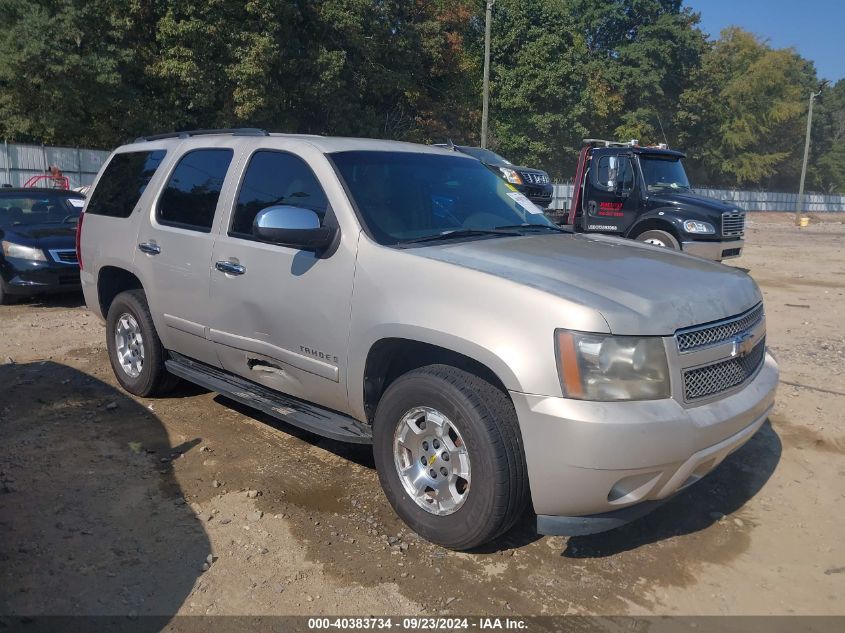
xmin=165 ymin=354 xmax=372 ymax=444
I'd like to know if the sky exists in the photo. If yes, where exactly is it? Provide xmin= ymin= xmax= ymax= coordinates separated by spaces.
xmin=686 ymin=0 xmax=844 ymax=82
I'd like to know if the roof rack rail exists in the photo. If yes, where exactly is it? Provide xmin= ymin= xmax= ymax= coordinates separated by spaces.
xmin=134 ymin=128 xmax=270 ymax=143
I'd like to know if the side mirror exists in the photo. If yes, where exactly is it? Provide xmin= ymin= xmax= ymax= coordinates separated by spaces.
xmin=252 ymin=205 xmax=338 ymax=252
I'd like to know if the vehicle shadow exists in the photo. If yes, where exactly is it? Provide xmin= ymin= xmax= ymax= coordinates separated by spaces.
xmin=204 ymin=392 xmax=778 ymax=558
xmin=561 ymin=419 xmax=781 ymax=558
xmin=214 ymin=394 xmax=376 ymax=469
xmin=12 ymin=292 xmax=85 ymax=309
xmin=0 ymin=361 xmax=208 ymax=626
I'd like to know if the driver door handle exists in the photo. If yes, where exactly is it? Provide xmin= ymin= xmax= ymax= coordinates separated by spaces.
xmin=215 ymin=260 xmax=246 ymax=276
xmin=138 ymin=241 xmax=161 ymax=255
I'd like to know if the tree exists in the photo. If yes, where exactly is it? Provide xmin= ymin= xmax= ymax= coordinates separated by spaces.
xmin=676 ymin=27 xmax=817 ymax=188
xmin=484 ymin=0 xmax=589 ymax=179
xmin=811 ymin=79 xmax=845 ymax=194
xmin=0 ymin=0 xmax=157 ymax=146
xmin=569 ymin=0 xmax=706 ymax=145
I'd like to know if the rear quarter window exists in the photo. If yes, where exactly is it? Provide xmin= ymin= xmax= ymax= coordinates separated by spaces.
xmin=86 ymin=150 xmax=167 ymax=218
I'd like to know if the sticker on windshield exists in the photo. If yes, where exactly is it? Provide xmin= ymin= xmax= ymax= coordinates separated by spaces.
xmin=506 ymin=192 xmax=543 ymax=215
xmin=67 ymin=198 xmax=85 ymax=208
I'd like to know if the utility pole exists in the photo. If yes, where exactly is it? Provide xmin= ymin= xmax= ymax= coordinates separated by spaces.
xmin=796 ymin=80 xmax=829 ymax=225
xmin=481 ymin=0 xmax=494 ymax=148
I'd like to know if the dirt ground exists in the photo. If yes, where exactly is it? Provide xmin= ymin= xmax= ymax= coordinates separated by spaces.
xmin=1 ymin=213 xmax=843 ymax=618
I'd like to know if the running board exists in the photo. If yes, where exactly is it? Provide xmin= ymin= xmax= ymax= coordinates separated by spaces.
xmin=165 ymin=354 xmax=372 ymax=444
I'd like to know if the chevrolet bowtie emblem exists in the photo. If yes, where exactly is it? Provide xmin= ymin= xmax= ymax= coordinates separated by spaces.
xmin=731 ymin=332 xmax=755 ymax=358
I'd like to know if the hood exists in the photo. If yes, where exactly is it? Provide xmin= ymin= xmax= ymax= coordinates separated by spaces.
xmin=409 ymin=233 xmax=761 ymax=335
xmin=648 ymin=190 xmax=740 ymax=217
xmin=1 ymin=223 xmax=77 ymax=250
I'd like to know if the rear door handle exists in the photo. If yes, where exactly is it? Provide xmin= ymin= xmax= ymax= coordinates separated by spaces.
xmin=138 ymin=241 xmax=161 ymax=255
xmin=215 ymin=260 xmax=246 ymax=276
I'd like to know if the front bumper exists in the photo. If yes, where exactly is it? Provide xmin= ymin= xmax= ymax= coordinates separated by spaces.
xmin=681 ymin=238 xmax=744 ymax=261
xmin=516 ymin=183 xmax=554 ymax=208
xmin=511 ymin=351 xmax=778 ymax=535
xmin=0 ymin=257 xmax=81 ymax=296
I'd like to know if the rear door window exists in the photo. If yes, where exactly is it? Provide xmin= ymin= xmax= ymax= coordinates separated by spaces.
xmin=230 ymin=150 xmax=328 ymax=239
xmin=86 ymin=150 xmax=167 ymax=218
xmin=157 ymin=149 xmax=234 ymax=232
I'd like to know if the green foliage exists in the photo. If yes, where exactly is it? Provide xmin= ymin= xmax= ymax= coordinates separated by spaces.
xmin=486 ymin=0 xmax=589 ymax=179
xmin=811 ymin=79 xmax=845 ymax=194
xmin=0 ymin=0 xmax=840 ymax=193
xmin=570 ymin=0 xmax=706 ymax=144
xmin=676 ymin=27 xmax=817 ymax=189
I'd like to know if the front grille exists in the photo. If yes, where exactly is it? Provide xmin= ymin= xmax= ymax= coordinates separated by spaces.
xmin=722 ymin=211 xmax=745 ymax=237
xmin=676 ymin=304 xmax=764 ymax=352
xmin=50 ymin=249 xmax=78 ymax=264
xmin=519 ymin=171 xmax=549 ymax=185
xmin=59 ymin=272 xmax=81 ymax=285
xmin=683 ymin=338 xmax=766 ymax=401
xmin=523 ymin=187 xmax=551 ymax=198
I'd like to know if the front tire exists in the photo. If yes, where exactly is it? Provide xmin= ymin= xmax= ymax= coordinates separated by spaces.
xmin=106 ymin=289 xmax=179 ymax=397
xmin=635 ymin=229 xmax=680 ymax=250
xmin=373 ymin=365 xmax=529 ymax=550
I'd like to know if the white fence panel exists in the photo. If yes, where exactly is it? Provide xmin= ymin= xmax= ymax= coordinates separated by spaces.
xmin=550 ymin=183 xmax=845 ymax=212
xmin=1 ymin=141 xmax=111 ymax=189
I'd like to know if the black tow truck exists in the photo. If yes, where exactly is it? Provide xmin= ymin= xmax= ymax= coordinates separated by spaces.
xmin=563 ymin=139 xmax=745 ymax=261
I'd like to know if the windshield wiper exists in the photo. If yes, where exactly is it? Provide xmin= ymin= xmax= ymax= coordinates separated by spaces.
xmin=399 ymin=228 xmax=521 ymax=245
xmin=494 ymin=223 xmax=565 ymax=232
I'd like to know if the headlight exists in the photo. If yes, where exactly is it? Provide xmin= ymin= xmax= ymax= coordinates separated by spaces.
xmin=555 ymin=330 xmax=670 ymax=401
xmin=2 ymin=241 xmax=46 ymax=261
xmin=683 ymin=220 xmax=715 ymax=234
xmin=498 ymin=167 xmax=523 ymax=185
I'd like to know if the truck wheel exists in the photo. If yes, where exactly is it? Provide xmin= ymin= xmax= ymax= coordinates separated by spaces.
xmin=372 ymin=364 xmax=529 ymax=550
xmin=636 ymin=229 xmax=680 ymax=250
xmin=106 ymin=289 xmax=180 ymax=397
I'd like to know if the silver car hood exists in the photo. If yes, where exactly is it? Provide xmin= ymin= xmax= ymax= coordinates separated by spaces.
xmin=409 ymin=232 xmax=761 ymax=335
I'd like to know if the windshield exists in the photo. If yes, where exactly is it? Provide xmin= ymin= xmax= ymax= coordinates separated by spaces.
xmin=0 ymin=193 xmax=83 ymax=227
xmin=456 ymin=147 xmax=513 ymax=165
xmin=331 ymin=151 xmax=555 ymax=245
xmin=640 ymin=157 xmax=690 ymax=191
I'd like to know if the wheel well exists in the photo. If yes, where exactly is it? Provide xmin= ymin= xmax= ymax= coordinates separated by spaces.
xmin=362 ymin=338 xmax=509 ymax=423
xmin=98 ymin=266 xmax=143 ymax=317
xmin=628 ymin=218 xmax=680 ymax=241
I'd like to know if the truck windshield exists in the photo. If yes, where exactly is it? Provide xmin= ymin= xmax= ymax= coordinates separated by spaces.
xmin=640 ymin=157 xmax=691 ymax=192
xmin=331 ymin=151 xmax=556 ymax=245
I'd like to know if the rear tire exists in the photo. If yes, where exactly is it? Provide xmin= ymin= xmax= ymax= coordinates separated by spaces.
xmin=635 ymin=229 xmax=680 ymax=250
xmin=106 ymin=289 xmax=180 ymax=397
xmin=372 ymin=364 xmax=529 ymax=550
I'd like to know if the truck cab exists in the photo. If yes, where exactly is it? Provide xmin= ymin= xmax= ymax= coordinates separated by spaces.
xmin=565 ymin=140 xmax=745 ymax=261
